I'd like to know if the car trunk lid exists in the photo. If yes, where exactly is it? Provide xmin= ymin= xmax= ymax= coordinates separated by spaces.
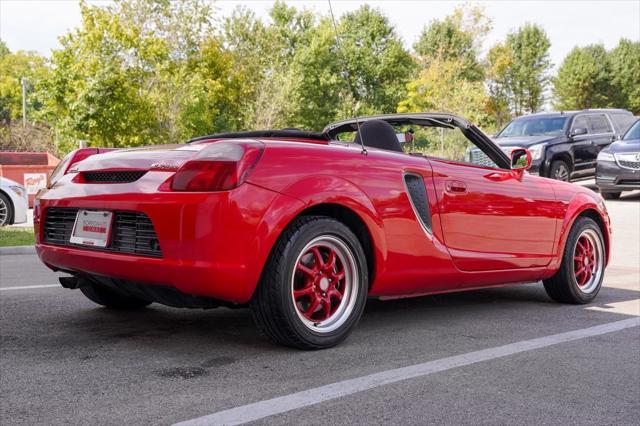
xmin=70 ymin=144 xmax=206 ymax=173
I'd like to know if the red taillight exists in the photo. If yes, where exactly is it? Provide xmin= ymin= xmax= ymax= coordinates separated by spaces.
xmin=48 ymin=151 xmax=72 ymax=188
xmin=171 ymin=141 xmax=264 ymax=191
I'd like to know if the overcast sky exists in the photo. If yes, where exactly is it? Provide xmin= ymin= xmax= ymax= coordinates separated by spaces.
xmin=1 ymin=0 xmax=639 ymax=68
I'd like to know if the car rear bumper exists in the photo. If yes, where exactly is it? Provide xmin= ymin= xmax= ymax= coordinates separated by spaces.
xmin=35 ymin=171 xmax=294 ymax=304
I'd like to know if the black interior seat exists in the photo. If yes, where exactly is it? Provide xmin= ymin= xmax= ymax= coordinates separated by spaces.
xmin=353 ymin=120 xmax=403 ymax=153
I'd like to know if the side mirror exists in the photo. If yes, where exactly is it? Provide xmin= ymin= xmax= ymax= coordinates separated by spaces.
xmin=511 ymin=148 xmax=532 ymax=171
xmin=397 ymin=130 xmax=414 ymax=146
xmin=570 ymin=127 xmax=588 ymax=137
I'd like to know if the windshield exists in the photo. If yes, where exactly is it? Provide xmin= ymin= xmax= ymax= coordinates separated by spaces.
xmin=623 ymin=120 xmax=640 ymax=141
xmin=497 ymin=117 xmax=567 ymax=137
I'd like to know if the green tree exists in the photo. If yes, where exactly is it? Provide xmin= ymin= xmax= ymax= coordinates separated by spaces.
xmin=0 ymin=40 xmax=9 ymax=58
xmin=398 ymin=57 xmax=490 ymax=127
xmin=0 ymin=42 xmax=49 ymax=125
xmin=223 ymin=1 xmax=315 ymax=129
xmin=609 ymin=39 xmax=640 ymax=113
xmin=290 ymin=5 xmax=415 ymax=129
xmin=505 ymin=24 xmax=551 ymax=114
xmin=43 ymin=0 xmax=241 ymax=153
xmin=414 ymin=5 xmax=491 ymax=81
xmin=553 ymin=44 xmax=612 ymax=110
xmin=286 ymin=19 xmax=343 ymax=128
xmin=486 ymin=42 xmax=513 ymax=128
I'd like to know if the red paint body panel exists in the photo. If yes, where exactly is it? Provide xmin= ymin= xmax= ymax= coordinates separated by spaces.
xmin=35 ymin=138 xmax=611 ymax=304
xmin=429 ymin=160 xmax=561 ymax=271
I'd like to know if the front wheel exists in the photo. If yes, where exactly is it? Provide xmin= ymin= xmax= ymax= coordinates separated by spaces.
xmin=543 ymin=217 xmax=605 ymax=304
xmin=0 ymin=193 xmax=12 ymax=226
xmin=250 ymin=216 xmax=368 ymax=349
xmin=549 ymin=160 xmax=570 ymax=181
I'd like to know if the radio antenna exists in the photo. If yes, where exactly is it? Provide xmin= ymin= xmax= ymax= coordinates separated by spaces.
xmin=327 ymin=0 xmax=367 ymax=155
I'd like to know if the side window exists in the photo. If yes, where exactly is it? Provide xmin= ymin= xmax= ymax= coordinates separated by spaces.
xmin=401 ymin=126 xmax=499 ymax=168
xmin=571 ymin=116 xmax=589 ymax=134
xmin=335 ymin=123 xmax=501 ymax=169
xmin=587 ymin=114 xmax=612 ymax=134
xmin=609 ymin=113 xmax=635 ymax=134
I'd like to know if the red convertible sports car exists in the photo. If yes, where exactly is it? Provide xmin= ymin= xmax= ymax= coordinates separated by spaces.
xmin=35 ymin=113 xmax=611 ymax=349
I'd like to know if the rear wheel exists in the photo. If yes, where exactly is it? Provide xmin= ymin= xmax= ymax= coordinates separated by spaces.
xmin=250 ymin=216 xmax=368 ymax=349
xmin=601 ymin=191 xmax=621 ymax=200
xmin=543 ymin=217 xmax=605 ymax=304
xmin=549 ymin=160 xmax=570 ymax=181
xmin=0 ymin=193 xmax=12 ymax=226
xmin=80 ymin=281 xmax=151 ymax=309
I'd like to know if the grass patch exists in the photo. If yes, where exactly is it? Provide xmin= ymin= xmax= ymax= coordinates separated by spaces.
xmin=0 ymin=227 xmax=35 ymax=247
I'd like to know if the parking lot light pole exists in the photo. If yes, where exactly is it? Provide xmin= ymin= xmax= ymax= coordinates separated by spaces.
xmin=21 ymin=77 xmax=27 ymax=128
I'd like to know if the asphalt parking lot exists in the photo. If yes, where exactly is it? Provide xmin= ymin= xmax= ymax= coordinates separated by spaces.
xmin=1 ymin=191 xmax=639 ymax=425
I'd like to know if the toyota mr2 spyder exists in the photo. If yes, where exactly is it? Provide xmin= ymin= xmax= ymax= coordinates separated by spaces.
xmin=35 ymin=113 xmax=611 ymax=349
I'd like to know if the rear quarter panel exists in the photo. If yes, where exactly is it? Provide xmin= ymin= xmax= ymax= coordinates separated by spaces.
xmin=248 ymin=142 xmax=463 ymax=296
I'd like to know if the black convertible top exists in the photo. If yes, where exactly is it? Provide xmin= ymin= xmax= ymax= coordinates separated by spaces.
xmin=184 ymin=112 xmax=509 ymax=168
xmin=187 ymin=114 xmax=474 ymax=144
xmin=188 ymin=129 xmax=328 ymax=143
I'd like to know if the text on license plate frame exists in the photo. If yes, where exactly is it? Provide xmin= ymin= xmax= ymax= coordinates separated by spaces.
xmin=70 ymin=210 xmax=114 ymax=247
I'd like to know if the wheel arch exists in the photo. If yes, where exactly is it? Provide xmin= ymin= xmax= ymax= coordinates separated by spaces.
xmin=549 ymin=150 xmax=574 ymax=170
xmin=251 ymin=176 xmax=387 ymax=300
xmin=551 ymin=194 xmax=611 ymax=271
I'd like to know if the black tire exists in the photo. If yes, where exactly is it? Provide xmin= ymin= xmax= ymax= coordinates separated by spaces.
xmin=543 ymin=217 xmax=605 ymax=304
xmin=549 ymin=160 xmax=571 ymax=181
xmin=80 ymin=282 xmax=151 ymax=309
xmin=601 ymin=191 xmax=621 ymax=200
xmin=250 ymin=216 xmax=368 ymax=349
xmin=0 ymin=192 xmax=13 ymax=226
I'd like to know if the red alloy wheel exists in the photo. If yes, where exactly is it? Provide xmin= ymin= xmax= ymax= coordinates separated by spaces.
xmin=571 ymin=229 xmax=603 ymax=294
xmin=574 ymin=235 xmax=595 ymax=286
xmin=291 ymin=236 xmax=358 ymax=333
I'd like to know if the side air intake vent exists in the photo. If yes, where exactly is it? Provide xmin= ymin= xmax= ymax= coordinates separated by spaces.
xmin=404 ymin=173 xmax=432 ymax=233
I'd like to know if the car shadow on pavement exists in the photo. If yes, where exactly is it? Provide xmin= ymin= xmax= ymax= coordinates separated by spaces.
xmin=50 ymin=281 xmax=639 ymax=353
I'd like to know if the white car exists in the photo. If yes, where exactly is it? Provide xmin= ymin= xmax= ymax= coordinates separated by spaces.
xmin=0 ymin=176 xmax=28 ymax=226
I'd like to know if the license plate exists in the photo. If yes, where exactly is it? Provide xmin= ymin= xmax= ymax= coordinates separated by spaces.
xmin=70 ymin=210 xmax=113 ymax=247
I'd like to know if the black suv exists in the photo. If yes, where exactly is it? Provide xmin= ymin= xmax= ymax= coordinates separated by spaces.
xmin=487 ymin=109 xmax=635 ymax=181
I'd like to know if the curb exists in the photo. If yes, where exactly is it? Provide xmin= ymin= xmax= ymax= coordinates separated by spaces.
xmin=0 ymin=245 xmax=36 ymax=255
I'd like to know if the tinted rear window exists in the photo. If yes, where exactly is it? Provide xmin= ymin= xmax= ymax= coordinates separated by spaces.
xmin=587 ymin=115 xmax=612 ymax=134
xmin=610 ymin=113 xmax=637 ymax=134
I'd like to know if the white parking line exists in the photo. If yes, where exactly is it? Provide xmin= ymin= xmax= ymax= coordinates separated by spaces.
xmin=0 ymin=284 xmax=60 ymax=291
xmin=174 ymin=318 xmax=640 ymax=426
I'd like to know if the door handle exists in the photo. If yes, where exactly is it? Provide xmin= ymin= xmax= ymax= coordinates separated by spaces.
xmin=445 ymin=180 xmax=467 ymax=194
